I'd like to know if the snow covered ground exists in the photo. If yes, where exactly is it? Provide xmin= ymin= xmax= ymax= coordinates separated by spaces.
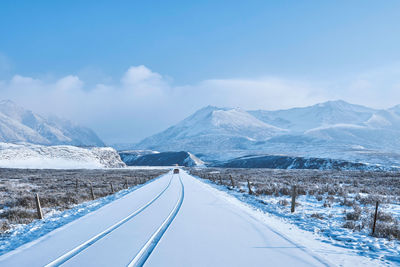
xmin=190 ymin=176 xmax=400 ymax=266
xmin=0 ymin=170 xmax=388 ymax=266
xmin=190 ymin=168 xmax=400 ymax=266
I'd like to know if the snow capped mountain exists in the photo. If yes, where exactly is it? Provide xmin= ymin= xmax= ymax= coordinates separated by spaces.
xmin=136 ymin=100 xmax=400 ymax=166
xmin=249 ymin=100 xmax=376 ymax=133
xmin=0 ymin=142 xmax=126 ymax=169
xmin=0 ymin=100 xmax=104 ymax=146
xmin=136 ymin=106 xmax=287 ymax=152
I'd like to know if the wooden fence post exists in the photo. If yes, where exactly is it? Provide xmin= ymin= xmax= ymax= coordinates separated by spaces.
xmin=291 ymin=185 xmax=297 ymax=213
xmin=230 ymin=175 xmax=235 ymax=188
xmin=247 ymin=179 xmax=253 ymax=195
xmin=124 ymin=179 xmax=128 ymax=189
xmin=372 ymin=201 xmax=379 ymax=235
xmin=90 ymin=183 xmax=95 ymax=200
xmin=110 ymin=182 xmax=114 ymax=193
xmin=35 ymin=193 xmax=43 ymax=220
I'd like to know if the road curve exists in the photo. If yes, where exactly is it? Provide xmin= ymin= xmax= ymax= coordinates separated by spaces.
xmin=0 ymin=172 xmax=180 ymax=267
xmin=45 ymin=175 xmax=175 ymax=267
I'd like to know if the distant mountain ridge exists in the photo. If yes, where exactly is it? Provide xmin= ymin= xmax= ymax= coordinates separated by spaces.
xmin=214 ymin=154 xmax=397 ymax=171
xmin=136 ymin=100 xmax=400 ymax=166
xmin=119 ymin=150 xmax=204 ymax=167
xmin=137 ymin=105 xmax=287 ymax=151
xmin=0 ymin=100 xmax=104 ymax=147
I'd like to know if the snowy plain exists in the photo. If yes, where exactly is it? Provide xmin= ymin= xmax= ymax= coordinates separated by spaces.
xmin=189 ymin=171 xmax=400 ymax=266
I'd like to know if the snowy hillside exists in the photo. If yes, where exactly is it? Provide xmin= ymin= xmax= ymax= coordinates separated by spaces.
xmin=0 ymin=100 xmax=104 ymax=146
xmin=0 ymin=142 xmax=126 ymax=169
xmin=136 ymin=100 xmax=400 ymax=166
xmin=249 ymin=100 xmax=376 ymax=132
xmin=137 ymin=106 xmax=286 ymax=152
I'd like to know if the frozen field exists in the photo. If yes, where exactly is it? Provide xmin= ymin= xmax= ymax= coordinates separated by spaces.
xmin=189 ymin=168 xmax=400 ymax=265
xmin=0 ymin=168 xmax=169 ymax=235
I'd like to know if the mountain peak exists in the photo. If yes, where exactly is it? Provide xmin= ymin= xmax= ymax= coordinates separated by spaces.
xmin=318 ymin=99 xmax=348 ymax=106
xmin=196 ymin=105 xmax=229 ymax=113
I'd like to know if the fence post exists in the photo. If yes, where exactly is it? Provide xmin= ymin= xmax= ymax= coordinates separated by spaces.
xmin=110 ymin=182 xmax=114 ymax=193
xmin=35 ymin=193 xmax=43 ymax=220
xmin=372 ymin=201 xmax=379 ymax=235
xmin=247 ymin=179 xmax=253 ymax=195
xmin=291 ymin=185 xmax=297 ymax=213
xmin=90 ymin=183 xmax=95 ymax=200
xmin=124 ymin=179 xmax=128 ymax=189
xmin=230 ymin=175 xmax=235 ymax=188
xmin=219 ymin=176 xmax=223 ymax=185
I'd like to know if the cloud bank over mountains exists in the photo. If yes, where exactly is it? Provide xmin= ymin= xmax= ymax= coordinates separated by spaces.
xmin=1 ymin=64 xmax=400 ymax=143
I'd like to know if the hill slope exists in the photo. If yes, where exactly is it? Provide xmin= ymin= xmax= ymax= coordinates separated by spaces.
xmin=137 ymin=106 xmax=286 ymax=152
xmin=0 ymin=142 xmax=125 ymax=169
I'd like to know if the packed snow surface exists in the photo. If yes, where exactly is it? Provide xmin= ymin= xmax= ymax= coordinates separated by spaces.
xmin=0 ymin=142 xmax=126 ymax=169
xmin=0 ymin=171 xmax=385 ymax=266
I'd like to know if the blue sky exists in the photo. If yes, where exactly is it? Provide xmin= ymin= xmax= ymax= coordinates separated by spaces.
xmin=1 ymin=1 xmax=400 ymax=143
xmin=2 ymin=1 xmax=400 ymax=83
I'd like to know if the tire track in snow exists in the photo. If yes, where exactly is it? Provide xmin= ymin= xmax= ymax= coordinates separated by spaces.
xmin=126 ymin=174 xmax=184 ymax=267
xmin=44 ymin=174 xmax=174 ymax=267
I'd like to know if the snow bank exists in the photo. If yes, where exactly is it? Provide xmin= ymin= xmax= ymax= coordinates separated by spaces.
xmin=192 ymin=176 xmax=400 ymax=266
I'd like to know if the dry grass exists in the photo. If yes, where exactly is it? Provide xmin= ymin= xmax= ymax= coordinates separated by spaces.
xmin=189 ymin=167 xmax=400 ymax=240
xmin=0 ymin=168 xmax=168 ymax=233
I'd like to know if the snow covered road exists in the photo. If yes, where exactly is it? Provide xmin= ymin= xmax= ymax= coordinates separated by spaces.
xmin=0 ymin=170 xmax=330 ymax=266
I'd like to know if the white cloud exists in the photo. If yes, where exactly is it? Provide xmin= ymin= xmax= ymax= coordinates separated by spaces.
xmin=329 ymin=64 xmax=400 ymax=109
xmin=187 ymin=77 xmax=327 ymax=110
xmin=10 ymin=75 xmax=41 ymax=86
xmin=55 ymin=75 xmax=83 ymax=92
xmin=0 ymin=64 xmax=399 ymax=143
xmin=121 ymin=65 xmax=163 ymax=86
